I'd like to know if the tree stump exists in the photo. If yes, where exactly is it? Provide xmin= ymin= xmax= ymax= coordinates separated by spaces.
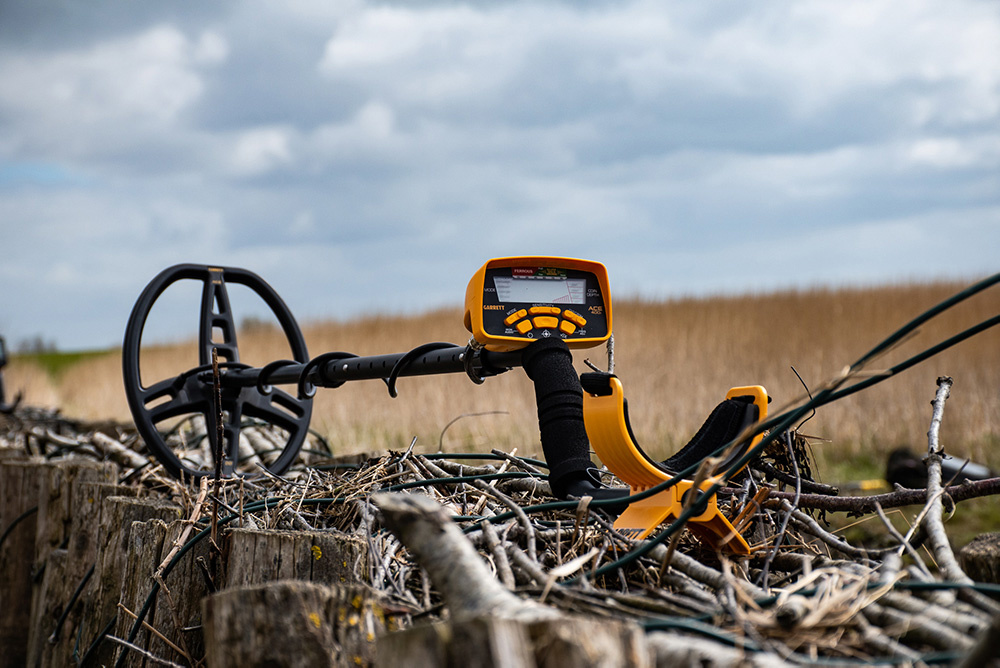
xmin=32 ymin=460 xmax=118 ymax=564
xmin=203 ymin=580 xmax=403 ymax=668
xmin=0 ymin=458 xmax=45 ymax=668
xmin=114 ymin=519 xmax=171 ymax=666
xmin=959 ymin=532 xmax=1000 ymax=585
xmin=25 ymin=459 xmax=116 ymax=667
xmin=376 ymin=615 xmax=650 ymax=668
xmin=112 ymin=516 xmax=216 ymax=667
xmin=78 ymin=496 xmax=182 ymax=667
xmin=377 ymin=617 xmax=535 ymax=668
xmin=527 ymin=616 xmax=651 ymax=668
xmin=225 ymin=527 xmax=367 ymax=588
xmin=42 ymin=482 xmax=138 ymax=667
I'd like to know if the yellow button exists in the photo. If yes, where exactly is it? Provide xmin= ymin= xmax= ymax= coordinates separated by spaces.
xmin=529 ymin=306 xmax=561 ymax=316
xmin=559 ymin=320 xmax=576 ymax=335
xmin=515 ymin=320 xmax=533 ymax=334
xmin=563 ymin=310 xmax=587 ymax=327
xmin=504 ymin=309 xmax=528 ymax=326
xmin=532 ymin=316 xmax=559 ymax=329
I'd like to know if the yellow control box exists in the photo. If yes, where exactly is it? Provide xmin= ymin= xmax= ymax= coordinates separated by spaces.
xmin=464 ymin=256 xmax=612 ymax=352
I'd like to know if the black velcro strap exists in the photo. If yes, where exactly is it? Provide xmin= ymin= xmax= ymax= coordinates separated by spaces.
xmin=580 ymin=372 xmax=615 ymax=396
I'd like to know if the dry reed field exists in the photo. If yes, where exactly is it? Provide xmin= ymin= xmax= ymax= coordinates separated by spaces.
xmin=7 ymin=279 xmax=1000 ymax=481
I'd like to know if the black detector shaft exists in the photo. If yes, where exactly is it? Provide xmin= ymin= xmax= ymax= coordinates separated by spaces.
xmin=214 ymin=344 xmax=524 ymax=394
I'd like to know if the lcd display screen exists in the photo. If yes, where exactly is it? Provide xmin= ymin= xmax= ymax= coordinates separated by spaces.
xmin=493 ymin=276 xmax=586 ymax=304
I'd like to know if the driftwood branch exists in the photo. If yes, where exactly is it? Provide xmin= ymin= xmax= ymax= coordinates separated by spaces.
xmin=763 ymin=477 xmax=1000 ymax=515
xmin=372 ymin=492 xmax=558 ymax=622
xmin=646 ymin=631 xmax=788 ymax=667
xmin=91 ymin=432 xmax=149 ymax=470
xmin=921 ymin=377 xmax=969 ymax=584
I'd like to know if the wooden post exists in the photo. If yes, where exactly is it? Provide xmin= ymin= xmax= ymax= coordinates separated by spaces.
xmin=0 ymin=458 xmax=45 ymax=668
xmin=114 ymin=519 xmax=171 ymax=667
xmin=959 ymin=532 xmax=1000 ymax=585
xmin=203 ymin=580 xmax=403 ymax=668
xmin=78 ymin=496 xmax=183 ymax=667
xmin=42 ymin=482 xmax=138 ymax=667
xmin=377 ymin=617 xmax=535 ymax=668
xmin=526 ymin=616 xmax=651 ymax=668
xmin=376 ymin=615 xmax=650 ymax=668
xmin=113 ymin=516 xmax=217 ymax=668
xmin=32 ymin=460 xmax=118 ymax=562
xmin=25 ymin=459 xmax=116 ymax=667
xmin=225 ymin=527 xmax=367 ymax=588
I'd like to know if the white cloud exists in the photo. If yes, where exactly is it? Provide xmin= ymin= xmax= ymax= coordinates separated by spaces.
xmin=193 ymin=31 xmax=229 ymax=65
xmin=317 ymin=4 xmax=559 ymax=109
xmin=0 ymin=26 xmax=226 ymax=127
xmin=316 ymin=0 xmax=1000 ymax=136
xmin=354 ymin=101 xmax=395 ymax=140
xmin=230 ymin=126 xmax=296 ymax=176
xmin=906 ymin=136 xmax=1000 ymax=170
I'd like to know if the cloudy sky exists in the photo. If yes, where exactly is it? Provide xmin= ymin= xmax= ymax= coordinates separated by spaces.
xmin=1 ymin=0 xmax=998 ymax=352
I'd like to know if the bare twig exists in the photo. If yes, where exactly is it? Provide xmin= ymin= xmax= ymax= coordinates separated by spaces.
xmin=104 ymin=635 xmax=185 ymax=668
xmin=764 ymin=476 xmax=1000 ymax=514
xmin=156 ymin=477 xmax=210 ymax=578
xmin=877 ymin=502 xmax=932 ymax=578
xmin=481 ymin=520 xmax=516 ymax=589
xmin=921 ymin=377 xmax=970 ymax=584
xmin=116 ymin=602 xmax=189 ymax=663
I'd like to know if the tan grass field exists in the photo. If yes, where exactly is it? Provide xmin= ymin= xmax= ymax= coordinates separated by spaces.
xmin=7 ymin=279 xmax=1000 ymax=483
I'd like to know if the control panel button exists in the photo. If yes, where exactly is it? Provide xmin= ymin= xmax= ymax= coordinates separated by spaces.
xmin=515 ymin=320 xmax=533 ymax=334
xmin=532 ymin=316 xmax=559 ymax=329
xmin=529 ymin=306 xmax=561 ymax=316
xmin=559 ymin=321 xmax=577 ymax=335
xmin=504 ymin=309 xmax=528 ymax=326
xmin=563 ymin=310 xmax=587 ymax=327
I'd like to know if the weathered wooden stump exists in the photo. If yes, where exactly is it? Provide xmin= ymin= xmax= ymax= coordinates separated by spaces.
xmin=203 ymin=580 xmax=403 ymax=668
xmin=25 ymin=459 xmax=116 ymax=667
xmin=78 ymin=495 xmax=183 ymax=667
xmin=226 ymin=527 xmax=368 ymax=588
xmin=527 ymin=616 xmax=651 ymax=668
xmin=32 ymin=460 xmax=118 ymax=561
xmin=111 ymin=516 xmax=216 ymax=667
xmin=41 ymin=482 xmax=138 ymax=667
xmin=376 ymin=615 xmax=651 ymax=668
xmin=0 ymin=457 xmax=45 ymax=668
xmin=959 ymin=532 xmax=1000 ymax=585
xmin=377 ymin=617 xmax=535 ymax=668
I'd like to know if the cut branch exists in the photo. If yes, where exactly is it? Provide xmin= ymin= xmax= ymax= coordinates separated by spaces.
xmin=372 ymin=492 xmax=558 ymax=622
xmin=763 ymin=477 xmax=1000 ymax=515
xmin=921 ymin=377 xmax=970 ymax=584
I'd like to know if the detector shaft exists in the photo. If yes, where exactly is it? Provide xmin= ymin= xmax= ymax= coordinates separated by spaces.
xmin=213 ymin=346 xmax=524 ymax=389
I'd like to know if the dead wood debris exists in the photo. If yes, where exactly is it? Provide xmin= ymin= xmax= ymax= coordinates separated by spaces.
xmin=2 ymin=397 xmax=1000 ymax=667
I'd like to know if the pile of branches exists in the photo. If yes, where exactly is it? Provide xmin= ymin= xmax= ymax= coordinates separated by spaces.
xmin=2 ymin=379 xmax=999 ymax=666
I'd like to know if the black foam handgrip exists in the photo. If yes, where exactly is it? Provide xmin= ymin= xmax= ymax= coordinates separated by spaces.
xmin=521 ymin=338 xmax=595 ymax=498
